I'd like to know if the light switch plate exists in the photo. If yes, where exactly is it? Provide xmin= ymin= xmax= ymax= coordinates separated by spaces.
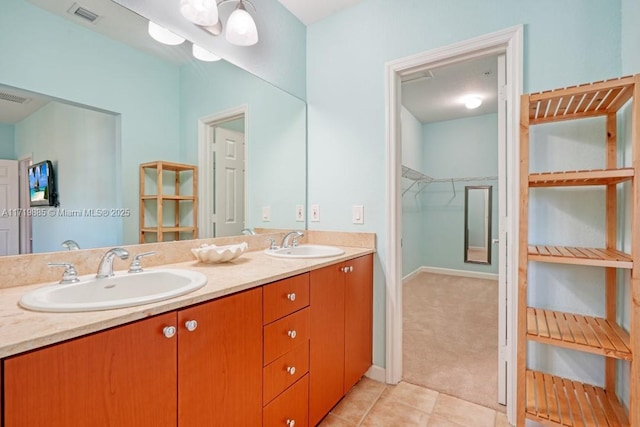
xmin=311 ymin=204 xmax=320 ymax=222
xmin=352 ymin=205 xmax=364 ymax=224
xmin=262 ymin=206 xmax=270 ymax=221
xmin=295 ymin=205 xmax=304 ymax=222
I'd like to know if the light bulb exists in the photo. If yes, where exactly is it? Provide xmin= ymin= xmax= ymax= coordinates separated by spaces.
xmin=192 ymin=44 xmax=221 ymax=62
xmin=464 ymin=96 xmax=482 ymax=109
xmin=148 ymin=21 xmax=185 ymax=46
xmin=225 ymin=3 xmax=258 ymax=46
xmin=180 ymin=0 xmax=219 ymax=26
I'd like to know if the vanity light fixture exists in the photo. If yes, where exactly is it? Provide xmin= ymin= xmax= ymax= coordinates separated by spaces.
xmin=147 ymin=21 xmax=185 ymax=45
xmin=463 ymin=95 xmax=483 ymax=109
xmin=180 ymin=0 xmax=219 ymax=26
xmin=192 ymin=44 xmax=222 ymax=61
xmin=223 ymin=0 xmax=259 ymax=46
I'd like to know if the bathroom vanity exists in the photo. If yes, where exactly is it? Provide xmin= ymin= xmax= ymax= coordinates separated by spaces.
xmin=0 ymin=246 xmax=373 ymax=427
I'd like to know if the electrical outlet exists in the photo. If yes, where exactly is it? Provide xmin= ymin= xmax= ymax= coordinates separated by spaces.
xmin=295 ymin=205 xmax=304 ymax=222
xmin=352 ymin=205 xmax=364 ymax=224
xmin=262 ymin=206 xmax=270 ymax=221
xmin=311 ymin=204 xmax=320 ymax=222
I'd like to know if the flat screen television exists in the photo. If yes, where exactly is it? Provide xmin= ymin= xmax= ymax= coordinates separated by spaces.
xmin=28 ymin=160 xmax=58 ymax=207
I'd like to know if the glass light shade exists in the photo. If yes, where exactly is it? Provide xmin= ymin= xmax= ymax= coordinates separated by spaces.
xmin=464 ymin=96 xmax=482 ymax=109
xmin=225 ymin=4 xmax=258 ymax=46
xmin=192 ymin=44 xmax=221 ymax=62
xmin=180 ymin=0 xmax=219 ymax=26
xmin=148 ymin=21 xmax=185 ymax=45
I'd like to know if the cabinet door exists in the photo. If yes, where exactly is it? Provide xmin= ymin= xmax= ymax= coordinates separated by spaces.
xmin=344 ymin=254 xmax=374 ymax=392
xmin=309 ymin=263 xmax=345 ymax=426
xmin=178 ymin=287 xmax=262 ymax=426
xmin=3 ymin=312 xmax=178 ymax=427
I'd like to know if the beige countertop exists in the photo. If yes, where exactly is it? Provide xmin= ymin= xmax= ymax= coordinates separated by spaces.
xmin=0 ymin=246 xmax=373 ymax=359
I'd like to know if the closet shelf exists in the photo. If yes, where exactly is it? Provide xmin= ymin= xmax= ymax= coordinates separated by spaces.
xmin=141 ymin=195 xmax=196 ymax=201
xmin=525 ymin=370 xmax=629 ymax=427
xmin=528 ymin=245 xmax=632 ymax=269
xmin=526 ymin=308 xmax=631 ymax=360
xmin=529 ymin=168 xmax=634 ymax=187
xmin=140 ymin=226 xmax=196 ymax=233
xmin=527 ymin=75 xmax=635 ymax=124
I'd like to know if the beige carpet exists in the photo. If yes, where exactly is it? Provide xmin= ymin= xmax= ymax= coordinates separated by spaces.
xmin=402 ymin=272 xmax=506 ymax=412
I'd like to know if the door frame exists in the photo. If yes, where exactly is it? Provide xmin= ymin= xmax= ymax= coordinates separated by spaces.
xmin=384 ymin=25 xmax=523 ymax=422
xmin=18 ymin=155 xmax=32 ymax=254
xmin=197 ymin=105 xmax=248 ymax=238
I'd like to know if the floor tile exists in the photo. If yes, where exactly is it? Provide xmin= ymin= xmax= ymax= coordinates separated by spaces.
xmin=431 ymin=394 xmax=496 ymax=427
xmin=330 ymin=378 xmax=386 ymax=425
xmin=360 ymin=398 xmax=430 ymax=427
xmin=317 ymin=413 xmax=358 ymax=426
xmin=382 ymin=381 xmax=439 ymax=414
xmin=494 ymin=412 xmax=510 ymax=427
xmin=427 ymin=416 xmax=467 ymax=427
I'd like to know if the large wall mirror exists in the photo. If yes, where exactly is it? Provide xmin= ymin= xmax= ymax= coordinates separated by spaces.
xmin=464 ymin=185 xmax=492 ymax=264
xmin=0 ymin=0 xmax=306 ymax=256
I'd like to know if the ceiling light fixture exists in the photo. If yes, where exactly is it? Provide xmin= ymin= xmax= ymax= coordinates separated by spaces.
xmin=192 ymin=44 xmax=221 ymax=62
xmin=224 ymin=0 xmax=258 ymax=46
xmin=147 ymin=21 xmax=185 ymax=45
xmin=463 ymin=96 xmax=482 ymax=109
xmin=180 ymin=0 xmax=219 ymax=26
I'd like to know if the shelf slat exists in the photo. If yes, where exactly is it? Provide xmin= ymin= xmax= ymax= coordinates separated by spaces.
xmin=527 ymin=308 xmax=632 ymax=360
xmin=141 ymin=227 xmax=196 ymax=233
xmin=141 ymin=195 xmax=196 ymax=201
xmin=528 ymin=245 xmax=632 ymax=268
xmin=529 ymin=168 xmax=634 ymax=187
xmin=525 ymin=370 xmax=630 ymax=427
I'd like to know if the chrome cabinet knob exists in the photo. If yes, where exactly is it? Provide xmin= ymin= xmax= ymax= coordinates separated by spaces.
xmin=286 ymin=366 xmax=296 ymax=375
xmin=341 ymin=266 xmax=348 ymax=273
xmin=349 ymin=266 xmax=354 ymax=272
xmin=163 ymin=326 xmax=177 ymax=338
xmin=287 ymin=330 xmax=297 ymax=339
xmin=185 ymin=319 xmax=198 ymax=332
xmin=286 ymin=420 xmax=295 ymax=427
xmin=287 ymin=292 xmax=296 ymax=301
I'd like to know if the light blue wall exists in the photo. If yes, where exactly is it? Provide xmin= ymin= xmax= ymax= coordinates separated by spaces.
xmin=1 ymin=0 xmax=181 ymax=245
xmin=622 ymin=0 xmax=640 ymax=75
xmin=179 ymin=60 xmax=307 ymax=230
xmin=0 ymin=124 xmax=15 ymax=160
xmin=420 ymin=114 xmax=499 ymax=275
xmin=307 ymin=0 xmax=622 ymax=368
xmin=14 ymin=102 xmax=120 ymax=253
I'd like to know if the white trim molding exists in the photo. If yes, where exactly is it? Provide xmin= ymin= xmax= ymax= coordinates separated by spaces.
xmin=365 ymin=364 xmax=386 ymax=383
xmin=404 ymin=266 xmax=499 ymax=282
xmin=385 ymin=25 xmax=523 ymax=424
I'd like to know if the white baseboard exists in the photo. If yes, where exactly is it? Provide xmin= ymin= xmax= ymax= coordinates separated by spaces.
xmin=365 ymin=364 xmax=386 ymax=383
xmin=403 ymin=266 xmax=498 ymax=282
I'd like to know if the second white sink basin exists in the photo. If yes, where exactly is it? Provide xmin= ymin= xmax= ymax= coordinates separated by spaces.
xmin=19 ymin=269 xmax=207 ymax=313
xmin=265 ymin=244 xmax=345 ymax=259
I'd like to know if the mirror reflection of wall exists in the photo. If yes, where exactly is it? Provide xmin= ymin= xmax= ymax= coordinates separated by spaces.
xmin=464 ymin=186 xmax=492 ymax=264
xmin=0 ymin=0 xmax=306 ymax=256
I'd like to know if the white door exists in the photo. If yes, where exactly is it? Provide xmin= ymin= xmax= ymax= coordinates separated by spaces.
xmin=212 ymin=127 xmax=245 ymax=237
xmin=0 ymin=159 xmax=19 ymax=256
xmin=496 ymin=53 xmax=508 ymax=405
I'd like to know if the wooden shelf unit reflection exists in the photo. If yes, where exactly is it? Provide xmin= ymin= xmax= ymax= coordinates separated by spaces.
xmin=139 ymin=161 xmax=198 ymax=243
xmin=517 ymin=75 xmax=640 ymax=427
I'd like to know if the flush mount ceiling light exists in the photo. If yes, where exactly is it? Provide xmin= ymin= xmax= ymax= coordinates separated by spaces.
xmin=192 ymin=44 xmax=221 ymax=61
xmin=148 ymin=21 xmax=185 ymax=45
xmin=463 ymin=95 xmax=483 ymax=109
xmin=180 ymin=0 xmax=219 ymax=26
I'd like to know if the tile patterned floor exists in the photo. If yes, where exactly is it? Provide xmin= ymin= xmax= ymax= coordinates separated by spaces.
xmin=318 ymin=378 xmax=510 ymax=427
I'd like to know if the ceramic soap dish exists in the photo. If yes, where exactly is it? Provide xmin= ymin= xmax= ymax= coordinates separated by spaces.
xmin=191 ymin=242 xmax=248 ymax=263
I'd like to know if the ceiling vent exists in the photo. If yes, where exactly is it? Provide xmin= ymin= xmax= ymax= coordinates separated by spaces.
xmin=402 ymin=69 xmax=435 ymax=84
xmin=0 ymin=91 xmax=31 ymax=104
xmin=67 ymin=3 xmax=101 ymax=24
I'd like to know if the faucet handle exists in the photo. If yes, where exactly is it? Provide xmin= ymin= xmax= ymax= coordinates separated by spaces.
xmin=48 ymin=262 xmax=80 ymax=284
xmin=128 ymin=251 xmax=156 ymax=273
xmin=291 ymin=233 xmax=303 ymax=247
xmin=265 ymin=238 xmax=278 ymax=250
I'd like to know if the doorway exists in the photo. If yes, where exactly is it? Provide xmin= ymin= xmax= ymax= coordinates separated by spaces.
xmin=384 ymin=26 xmax=523 ymax=424
xmin=198 ymin=106 xmax=247 ymax=238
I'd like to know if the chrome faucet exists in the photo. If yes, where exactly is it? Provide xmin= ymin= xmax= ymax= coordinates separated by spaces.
xmin=241 ymin=228 xmax=256 ymax=235
xmin=281 ymin=231 xmax=304 ymax=248
xmin=61 ymin=239 xmax=80 ymax=250
xmin=96 ymin=247 xmax=129 ymax=279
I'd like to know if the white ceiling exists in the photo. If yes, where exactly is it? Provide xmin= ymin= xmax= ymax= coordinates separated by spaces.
xmin=277 ymin=0 xmax=364 ymax=25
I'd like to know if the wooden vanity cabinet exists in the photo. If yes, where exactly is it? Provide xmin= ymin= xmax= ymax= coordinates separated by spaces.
xmin=309 ymin=254 xmax=373 ymax=426
xmin=3 ymin=312 xmax=178 ymax=427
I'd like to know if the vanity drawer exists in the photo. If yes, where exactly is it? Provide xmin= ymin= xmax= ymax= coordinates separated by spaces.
xmin=263 ymin=374 xmax=309 ymax=427
xmin=264 ymin=308 xmax=310 ymax=366
xmin=264 ymin=340 xmax=309 ymax=405
xmin=263 ymin=273 xmax=310 ymax=325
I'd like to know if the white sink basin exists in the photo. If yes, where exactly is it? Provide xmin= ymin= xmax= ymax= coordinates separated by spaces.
xmin=19 ymin=269 xmax=207 ymax=313
xmin=264 ymin=244 xmax=345 ymax=259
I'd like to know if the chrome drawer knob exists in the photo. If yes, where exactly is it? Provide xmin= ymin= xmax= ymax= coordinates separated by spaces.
xmin=286 ymin=420 xmax=295 ymax=427
xmin=185 ymin=319 xmax=198 ymax=332
xmin=287 ymin=292 xmax=296 ymax=301
xmin=163 ymin=326 xmax=177 ymax=338
xmin=288 ymin=330 xmax=297 ymax=339
xmin=286 ymin=366 xmax=296 ymax=375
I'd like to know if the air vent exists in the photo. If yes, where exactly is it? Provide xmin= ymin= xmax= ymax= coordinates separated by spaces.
xmin=67 ymin=3 xmax=100 ymax=23
xmin=402 ymin=69 xmax=435 ymax=84
xmin=0 ymin=91 xmax=31 ymax=104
